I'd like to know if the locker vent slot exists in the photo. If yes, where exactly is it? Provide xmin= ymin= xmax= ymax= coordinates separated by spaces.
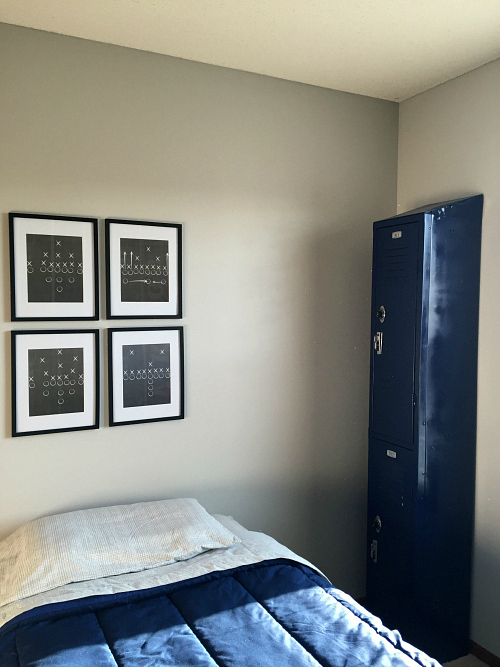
xmin=379 ymin=246 xmax=411 ymax=279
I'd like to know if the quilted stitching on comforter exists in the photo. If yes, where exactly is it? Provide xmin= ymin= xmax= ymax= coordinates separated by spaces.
xmin=0 ymin=560 xmax=441 ymax=667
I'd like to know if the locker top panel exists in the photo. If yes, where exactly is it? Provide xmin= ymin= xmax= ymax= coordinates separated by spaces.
xmin=372 ymin=194 xmax=483 ymax=229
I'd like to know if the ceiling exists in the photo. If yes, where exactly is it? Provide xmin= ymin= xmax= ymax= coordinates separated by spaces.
xmin=1 ymin=0 xmax=499 ymax=101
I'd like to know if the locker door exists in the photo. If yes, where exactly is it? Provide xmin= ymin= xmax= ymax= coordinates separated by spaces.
xmin=367 ymin=439 xmax=414 ymax=601
xmin=370 ymin=222 xmax=421 ymax=447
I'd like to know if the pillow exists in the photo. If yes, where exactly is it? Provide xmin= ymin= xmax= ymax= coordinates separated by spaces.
xmin=0 ymin=498 xmax=240 ymax=606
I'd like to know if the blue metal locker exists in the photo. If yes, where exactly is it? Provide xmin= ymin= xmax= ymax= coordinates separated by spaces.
xmin=366 ymin=195 xmax=483 ymax=663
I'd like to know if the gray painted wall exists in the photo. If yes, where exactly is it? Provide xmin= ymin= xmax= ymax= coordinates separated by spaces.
xmin=0 ymin=23 xmax=399 ymax=597
xmin=2 ymin=20 xmax=498 ymax=660
xmin=398 ymin=59 xmax=500 ymax=657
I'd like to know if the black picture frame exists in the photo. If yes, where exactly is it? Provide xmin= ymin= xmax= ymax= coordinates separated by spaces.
xmin=105 ymin=219 xmax=182 ymax=319
xmin=9 ymin=212 xmax=99 ymax=321
xmin=108 ymin=326 xmax=184 ymax=426
xmin=11 ymin=329 xmax=100 ymax=437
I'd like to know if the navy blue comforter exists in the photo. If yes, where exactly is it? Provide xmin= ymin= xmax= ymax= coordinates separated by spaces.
xmin=0 ymin=559 xmax=440 ymax=666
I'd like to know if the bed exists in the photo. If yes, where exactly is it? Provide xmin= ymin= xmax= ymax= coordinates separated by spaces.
xmin=0 ymin=498 xmax=441 ymax=666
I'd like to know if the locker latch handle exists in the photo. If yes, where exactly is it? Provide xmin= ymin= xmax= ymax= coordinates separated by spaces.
xmin=374 ymin=332 xmax=383 ymax=355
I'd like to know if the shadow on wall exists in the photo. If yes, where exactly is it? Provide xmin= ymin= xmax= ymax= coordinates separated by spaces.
xmin=195 ymin=223 xmax=372 ymax=596
xmin=198 ymin=221 xmax=373 ymax=597
xmin=308 ymin=221 xmax=373 ymax=595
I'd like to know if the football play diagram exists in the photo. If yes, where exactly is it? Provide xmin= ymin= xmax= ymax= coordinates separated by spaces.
xmin=120 ymin=238 xmax=169 ymax=303
xmin=26 ymin=234 xmax=84 ymax=303
xmin=28 ymin=347 xmax=84 ymax=416
xmin=122 ymin=343 xmax=171 ymax=408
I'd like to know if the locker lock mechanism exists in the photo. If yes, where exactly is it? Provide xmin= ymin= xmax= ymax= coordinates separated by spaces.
xmin=372 ymin=515 xmax=382 ymax=533
xmin=376 ymin=305 xmax=386 ymax=323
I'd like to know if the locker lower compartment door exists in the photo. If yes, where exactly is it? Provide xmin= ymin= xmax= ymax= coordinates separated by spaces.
xmin=366 ymin=439 xmax=414 ymax=607
xmin=365 ymin=438 xmax=468 ymax=663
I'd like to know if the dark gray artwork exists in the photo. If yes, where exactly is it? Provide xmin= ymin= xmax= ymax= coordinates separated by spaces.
xmin=120 ymin=238 xmax=169 ymax=303
xmin=26 ymin=234 xmax=83 ymax=303
xmin=28 ymin=347 xmax=84 ymax=416
xmin=122 ymin=343 xmax=171 ymax=408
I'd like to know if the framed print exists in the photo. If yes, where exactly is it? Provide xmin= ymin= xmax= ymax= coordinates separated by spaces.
xmin=9 ymin=212 xmax=99 ymax=321
xmin=11 ymin=329 xmax=100 ymax=437
xmin=108 ymin=327 xmax=184 ymax=426
xmin=105 ymin=219 xmax=182 ymax=318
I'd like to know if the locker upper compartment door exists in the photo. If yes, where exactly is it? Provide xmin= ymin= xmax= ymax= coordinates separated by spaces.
xmin=370 ymin=221 xmax=421 ymax=448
